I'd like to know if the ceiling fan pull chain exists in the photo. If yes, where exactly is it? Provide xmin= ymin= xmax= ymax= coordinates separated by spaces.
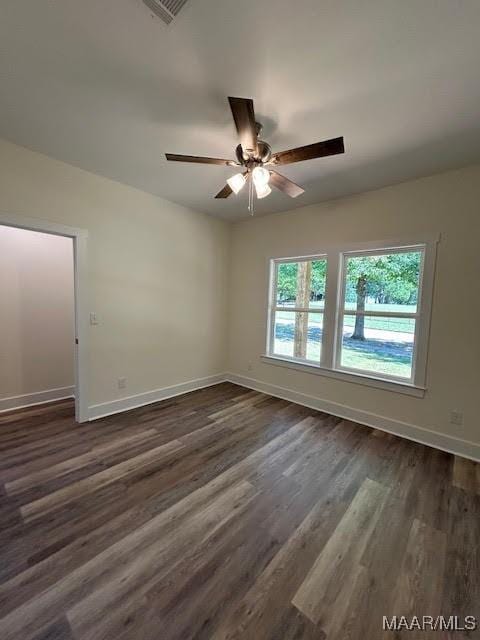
xmin=248 ymin=176 xmax=255 ymax=215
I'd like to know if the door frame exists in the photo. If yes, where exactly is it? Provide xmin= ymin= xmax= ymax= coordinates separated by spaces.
xmin=0 ymin=212 xmax=89 ymax=422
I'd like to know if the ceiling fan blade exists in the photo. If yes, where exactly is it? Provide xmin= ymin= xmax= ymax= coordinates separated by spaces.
xmin=165 ymin=154 xmax=234 ymax=165
xmin=272 ymin=137 xmax=344 ymax=166
xmin=269 ymin=171 xmax=305 ymax=198
xmin=228 ymin=97 xmax=258 ymax=155
xmin=214 ymin=183 xmax=233 ymax=199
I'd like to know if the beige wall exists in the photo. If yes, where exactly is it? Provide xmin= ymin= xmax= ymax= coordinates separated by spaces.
xmin=0 ymin=226 xmax=74 ymax=400
xmin=0 ymin=138 xmax=229 ymax=410
xmin=2 ymin=135 xmax=478 ymax=452
xmin=227 ymin=165 xmax=480 ymax=448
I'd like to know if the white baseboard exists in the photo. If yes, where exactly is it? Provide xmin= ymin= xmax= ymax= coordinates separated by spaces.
xmin=85 ymin=370 xmax=480 ymax=463
xmin=0 ymin=386 xmax=75 ymax=413
xmin=225 ymin=372 xmax=480 ymax=463
xmin=88 ymin=374 xmax=227 ymax=421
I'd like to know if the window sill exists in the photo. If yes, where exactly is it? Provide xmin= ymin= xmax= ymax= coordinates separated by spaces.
xmin=260 ymin=355 xmax=426 ymax=398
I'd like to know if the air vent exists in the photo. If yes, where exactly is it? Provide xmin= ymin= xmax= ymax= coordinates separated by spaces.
xmin=142 ymin=0 xmax=189 ymax=25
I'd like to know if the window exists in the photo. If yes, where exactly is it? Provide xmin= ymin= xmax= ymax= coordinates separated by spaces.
xmin=337 ymin=248 xmax=422 ymax=382
xmin=270 ymin=258 xmax=327 ymax=362
xmin=265 ymin=237 xmax=437 ymax=393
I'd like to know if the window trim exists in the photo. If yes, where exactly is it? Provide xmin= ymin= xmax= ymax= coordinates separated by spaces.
xmin=333 ymin=244 xmax=425 ymax=385
xmin=264 ymin=233 xmax=439 ymax=394
xmin=267 ymin=254 xmax=327 ymax=360
xmin=260 ymin=354 xmax=426 ymax=397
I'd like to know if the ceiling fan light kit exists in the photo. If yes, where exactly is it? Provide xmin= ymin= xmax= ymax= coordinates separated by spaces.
xmin=255 ymin=182 xmax=272 ymax=200
xmin=226 ymin=172 xmax=247 ymax=194
xmin=166 ymin=97 xmax=345 ymax=215
xmin=252 ymin=166 xmax=270 ymax=187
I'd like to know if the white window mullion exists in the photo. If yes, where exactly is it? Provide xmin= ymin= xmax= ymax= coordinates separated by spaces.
xmin=341 ymin=310 xmax=420 ymax=319
xmin=274 ymin=306 xmax=312 ymax=313
xmin=333 ymin=252 xmax=349 ymax=370
xmin=320 ymin=250 xmax=341 ymax=369
xmin=266 ymin=260 xmax=278 ymax=356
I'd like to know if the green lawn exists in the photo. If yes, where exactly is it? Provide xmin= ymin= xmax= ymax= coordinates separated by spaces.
xmin=340 ymin=341 xmax=412 ymax=378
xmin=273 ymin=306 xmax=414 ymax=378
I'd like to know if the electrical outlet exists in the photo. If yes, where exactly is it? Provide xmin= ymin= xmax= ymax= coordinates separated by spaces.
xmin=118 ymin=377 xmax=127 ymax=390
xmin=90 ymin=312 xmax=99 ymax=326
xmin=450 ymin=410 xmax=463 ymax=426
xmin=247 ymin=362 xmax=253 ymax=372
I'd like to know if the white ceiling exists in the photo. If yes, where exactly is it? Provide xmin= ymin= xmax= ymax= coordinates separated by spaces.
xmin=1 ymin=0 xmax=480 ymax=219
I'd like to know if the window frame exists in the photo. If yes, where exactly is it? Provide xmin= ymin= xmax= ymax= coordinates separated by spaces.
xmin=334 ymin=245 xmax=425 ymax=385
xmin=267 ymin=254 xmax=327 ymax=363
xmin=264 ymin=234 xmax=439 ymax=396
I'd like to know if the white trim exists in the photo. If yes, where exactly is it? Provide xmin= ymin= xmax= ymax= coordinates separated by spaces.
xmin=413 ymin=235 xmax=438 ymax=388
xmin=260 ymin=354 xmax=425 ymax=397
xmin=0 ymin=213 xmax=87 ymax=240
xmin=321 ymin=250 xmax=341 ymax=369
xmin=88 ymin=374 xmax=226 ymax=421
xmin=0 ymin=212 xmax=89 ymax=423
xmin=225 ymin=373 xmax=480 ymax=463
xmin=341 ymin=310 xmax=419 ymax=319
xmin=0 ymin=387 xmax=75 ymax=413
xmin=72 ymin=231 xmax=89 ymax=422
xmin=274 ymin=306 xmax=325 ymax=313
xmin=271 ymin=253 xmax=328 ymax=265
xmin=266 ymin=260 xmax=278 ymax=357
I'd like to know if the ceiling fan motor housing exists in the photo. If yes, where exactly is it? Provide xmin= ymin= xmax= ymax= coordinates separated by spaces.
xmin=256 ymin=140 xmax=272 ymax=163
xmin=235 ymin=137 xmax=272 ymax=166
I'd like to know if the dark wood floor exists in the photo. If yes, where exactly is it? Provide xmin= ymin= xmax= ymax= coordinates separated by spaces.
xmin=0 ymin=383 xmax=479 ymax=640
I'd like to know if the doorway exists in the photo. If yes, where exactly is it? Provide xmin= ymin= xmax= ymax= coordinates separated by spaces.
xmin=0 ymin=213 xmax=88 ymax=422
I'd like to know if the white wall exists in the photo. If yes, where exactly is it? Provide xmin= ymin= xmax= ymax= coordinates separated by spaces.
xmin=0 ymin=138 xmax=230 ymax=414
xmin=0 ymin=226 xmax=74 ymax=405
xmin=227 ymin=165 xmax=480 ymax=457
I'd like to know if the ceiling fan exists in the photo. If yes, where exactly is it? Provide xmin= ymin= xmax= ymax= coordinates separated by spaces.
xmin=166 ymin=97 xmax=345 ymax=215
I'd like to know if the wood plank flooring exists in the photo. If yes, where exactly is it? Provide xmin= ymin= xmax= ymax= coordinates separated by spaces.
xmin=0 ymin=382 xmax=479 ymax=640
